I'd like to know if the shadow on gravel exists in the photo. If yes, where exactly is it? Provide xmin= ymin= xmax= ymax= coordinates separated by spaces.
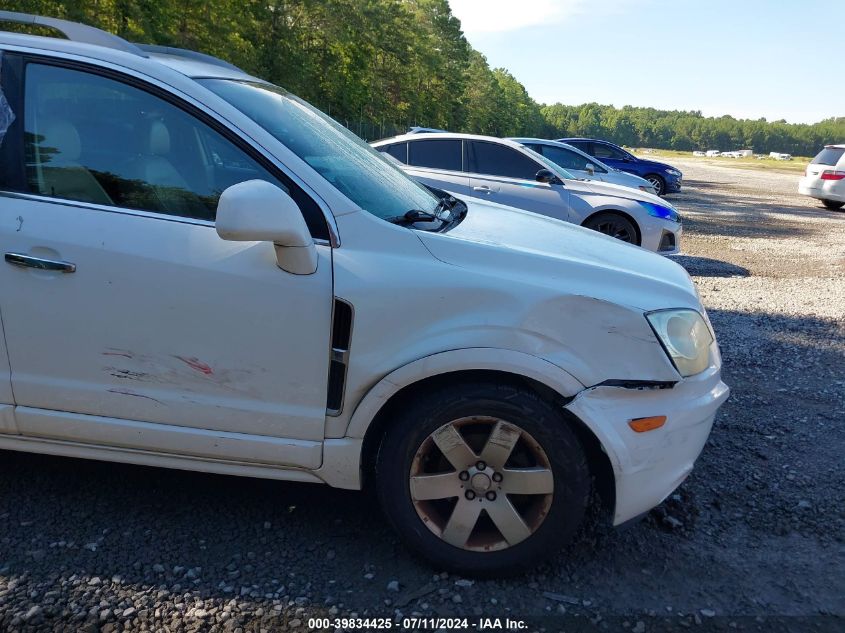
xmin=0 ymin=308 xmax=842 ymax=623
xmin=0 ymin=452 xmax=421 ymax=611
xmin=671 ymin=255 xmax=750 ymax=277
xmin=672 ymin=184 xmax=844 ymax=241
xmin=695 ymin=307 xmax=844 ymax=539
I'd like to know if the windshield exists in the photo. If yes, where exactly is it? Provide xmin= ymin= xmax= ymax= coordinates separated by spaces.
xmin=199 ymin=79 xmax=439 ymax=221
xmin=520 ymin=146 xmax=579 ymax=180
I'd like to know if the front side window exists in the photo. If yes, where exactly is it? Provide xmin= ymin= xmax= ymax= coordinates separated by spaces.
xmin=467 ymin=141 xmax=542 ymax=180
xmin=200 ymin=79 xmax=440 ymax=221
xmin=22 ymin=63 xmax=313 ymax=227
xmin=408 ymin=139 xmax=462 ymax=171
xmin=540 ymin=145 xmax=605 ymax=173
xmin=565 ymin=140 xmax=590 ymax=153
xmin=593 ymin=143 xmax=629 ymax=160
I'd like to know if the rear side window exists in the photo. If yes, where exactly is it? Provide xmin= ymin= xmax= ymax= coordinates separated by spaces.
xmin=408 ymin=139 xmax=462 ymax=171
xmin=379 ymin=142 xmax=408 ymax=164
xmin=811 ymin=147 xmax=845 ymax=166
xmin=18 ymin=62 xmax=326 ymax=237
xmin=467 ymin=141 xmax=541 ymax=180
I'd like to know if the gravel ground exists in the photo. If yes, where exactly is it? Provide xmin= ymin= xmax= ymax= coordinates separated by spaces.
xmin=1 ymin=160 xmax=844 ymax=632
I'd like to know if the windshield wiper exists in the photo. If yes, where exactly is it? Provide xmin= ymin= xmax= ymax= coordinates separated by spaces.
xmin=385 ymin=209 xmax=442 ymax=225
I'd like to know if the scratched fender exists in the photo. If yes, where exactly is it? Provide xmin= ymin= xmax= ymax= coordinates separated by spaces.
xmin=342 ymin=348 xmax=586 ymax=440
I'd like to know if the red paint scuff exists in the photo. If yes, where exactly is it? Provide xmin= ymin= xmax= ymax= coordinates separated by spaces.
xmin=175 ymin=356 xmax=214 ymax=375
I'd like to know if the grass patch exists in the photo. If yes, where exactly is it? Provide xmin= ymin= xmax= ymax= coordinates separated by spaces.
xmin=632 ymin=148 xmax=810 ymax=174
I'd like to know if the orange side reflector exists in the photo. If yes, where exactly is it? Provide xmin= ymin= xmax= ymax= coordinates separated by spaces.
xmin=628 ymin=415 xmax=667 ymax=433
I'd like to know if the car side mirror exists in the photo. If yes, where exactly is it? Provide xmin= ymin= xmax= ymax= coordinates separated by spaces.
xmin=216 ymin=180 xmax=318 ymax=275
xmin=585 ymin=163 xmax=596 ymax=176
xmin=535 ymin=169 xmax=563 ymax=185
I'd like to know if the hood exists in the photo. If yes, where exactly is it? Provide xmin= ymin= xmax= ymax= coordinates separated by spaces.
xmin=421 ymin=195 xmax=698 ymax=312
xmin=566 ymin=178 xmax=670 ymax=206
xmin=635 ymin=158 xmax=678 ymax=173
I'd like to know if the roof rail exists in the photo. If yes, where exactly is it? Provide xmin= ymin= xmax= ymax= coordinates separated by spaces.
xmin=0 ymin=10 xmax=146 ymax=58
xmin=134 ymin=44 xmax=245 ymax=73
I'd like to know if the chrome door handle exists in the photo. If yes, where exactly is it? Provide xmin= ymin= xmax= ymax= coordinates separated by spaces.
xmin=472 ymin=186 xmax=493 ymax=193
xmin=5 ymin=252 xmax=77 ymax=273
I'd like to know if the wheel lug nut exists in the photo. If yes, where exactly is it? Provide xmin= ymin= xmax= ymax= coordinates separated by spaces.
xmin=486 ymin=491 xmax=497 ymax=501
xmin=465 ymin=490 xmax=476 ymax=500
xmin=458 ymin=471 xmax=469 ymax=481
xmin=476 ymin=461 xmax=486 ymax=470
xmin=492 ymin=472 xmax=503 ymax=482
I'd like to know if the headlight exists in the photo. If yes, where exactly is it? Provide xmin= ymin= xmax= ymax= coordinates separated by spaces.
xmin=646 ymin=309 xmax=713 ymax=377
xmin=640 ymin=200 xmax=679 ymax=222
xmin=666 ymin=168 xmax=682 ymax=177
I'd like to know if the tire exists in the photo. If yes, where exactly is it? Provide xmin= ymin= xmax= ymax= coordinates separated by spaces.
xmin=583 ymin=212 xmax=640 ymax=245
xmin=375 ymin=381 xmax=591 ymax=577
xmin=644 ymin=174 xmax=665 ymax=196
xmin=822 ymin=199 xmax=844 ymax=210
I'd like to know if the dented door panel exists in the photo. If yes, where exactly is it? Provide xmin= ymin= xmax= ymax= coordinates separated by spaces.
xmin=0 ymin=196 xmax=333 ymax=456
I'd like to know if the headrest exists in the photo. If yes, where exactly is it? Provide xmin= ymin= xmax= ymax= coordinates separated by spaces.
xmin=41 ymin=120 xmax=82 ymax=162
xmin=147 ymin=120 xmax=171 ymax=156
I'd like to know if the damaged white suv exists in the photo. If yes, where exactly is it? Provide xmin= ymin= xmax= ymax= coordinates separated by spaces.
xmin=0 ymin=13 xmax=728 ymax=575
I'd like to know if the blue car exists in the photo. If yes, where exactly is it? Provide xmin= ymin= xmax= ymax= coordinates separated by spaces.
xmin=558 ymin=138 xmax=682 ymax=196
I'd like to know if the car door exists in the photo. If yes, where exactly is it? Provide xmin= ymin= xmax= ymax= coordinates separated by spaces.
xmin=0 ymin=302 xmax=12 ymax=433
xmin=0 ymin=57 xmax=333 ymax=468
xmin=591 ymin=142 xmax=634 ymax=174
xmin=402 ymin=138 xmax=471 ymax=196
xmin=465 ymin=140 xmax=574 ymax=222
xmin=0 ymin=52 xmax=15 ymax=431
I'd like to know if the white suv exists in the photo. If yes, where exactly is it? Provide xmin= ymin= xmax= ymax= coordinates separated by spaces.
xmin=799 ymin=145 xmax=845 ymax=210
xmin=372 ymin=133 xmax=682 ymax=254
xmin=0 ymin=13 xmax=728 ymax=575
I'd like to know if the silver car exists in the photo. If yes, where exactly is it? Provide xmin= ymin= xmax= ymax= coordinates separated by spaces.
xmin=372 ymin=133 xmax=681 ymax=254
xmin=510 ymin=138 xmax=658 ymax=194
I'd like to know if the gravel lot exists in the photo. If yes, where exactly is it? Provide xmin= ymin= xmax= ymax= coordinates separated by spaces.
xmin=1 ymin=160 xmax=843 ymax=632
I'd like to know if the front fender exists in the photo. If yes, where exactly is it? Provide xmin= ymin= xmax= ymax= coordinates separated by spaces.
xmin=343 ymin=347 xmax=586 ymax=439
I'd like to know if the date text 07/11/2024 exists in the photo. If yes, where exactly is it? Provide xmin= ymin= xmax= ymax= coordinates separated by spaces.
xmin=307 ymin=617 xmax=529 ymax=630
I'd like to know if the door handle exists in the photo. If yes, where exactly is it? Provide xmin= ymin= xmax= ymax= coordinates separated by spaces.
xmin=472 ymin=186 xmax=494 ymax=193
xmin=5 ymin=252 xmax=77 ymax=273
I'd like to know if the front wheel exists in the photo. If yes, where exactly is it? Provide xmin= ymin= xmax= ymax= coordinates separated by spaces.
xmin=644 ymin=174 xmax=666 ymax=196
xmin=375 ymin=381 xmax=590 ymax=577
xmin=822 ymin=199 xmax=844 ymax=210
xmin=583 ymin=212 xmax=640 ymax=245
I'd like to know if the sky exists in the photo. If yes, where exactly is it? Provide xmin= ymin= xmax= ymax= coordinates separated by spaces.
xmin=448 ymin=0 xmax=845 ymax=124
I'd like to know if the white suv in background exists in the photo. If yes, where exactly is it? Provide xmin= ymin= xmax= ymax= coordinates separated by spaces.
xmin=799 ymin=145 xmax=845 ymax=210
xmin=0 ymin=12 xmax=728 ymax=576
xmin=373 ymin=133 xmax=682 ymax=254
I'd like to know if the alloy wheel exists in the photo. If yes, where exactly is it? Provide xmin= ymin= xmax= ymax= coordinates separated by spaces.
xmin=592 ymin=217 xmax=636 ymax=242
xmin=646 ymin=176 xmax=664 ymax=196
xmin=409 ymin=416 xmax=554 ymax=552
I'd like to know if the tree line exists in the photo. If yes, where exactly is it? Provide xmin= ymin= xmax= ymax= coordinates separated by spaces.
xmin=4 ymin=0 xmax=843 ymax=154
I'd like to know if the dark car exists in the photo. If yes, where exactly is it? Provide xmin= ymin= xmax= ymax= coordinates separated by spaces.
xmin=558 ymin=138 xmax=682 ymax=196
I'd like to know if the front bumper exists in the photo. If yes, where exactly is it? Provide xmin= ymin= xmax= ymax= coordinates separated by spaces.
xmin=665 ymin=175 xmax=682 ymax=193
xmin=641 ymin=219 xmax=682 ymax=255
xmin=565 ymin=361 xmax=729 ymax=525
